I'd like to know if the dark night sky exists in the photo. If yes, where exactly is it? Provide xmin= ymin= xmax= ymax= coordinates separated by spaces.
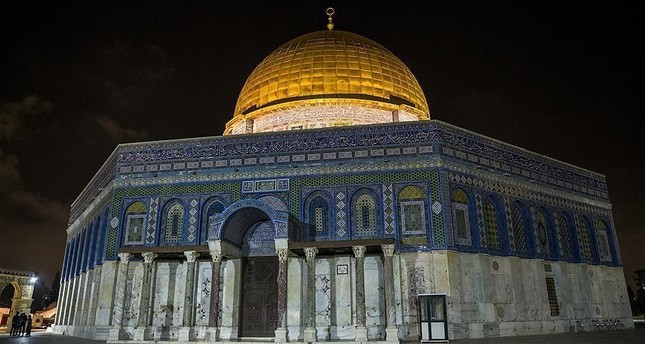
xmin=1 ymin=1 xmax=643 ymax=289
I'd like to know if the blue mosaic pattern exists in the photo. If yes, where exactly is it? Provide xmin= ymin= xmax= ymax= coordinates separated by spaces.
xmin=188 ymin=198 xmax=199 ymax=243
xmin=349 ymin=186 xmax=382 ymax=238
xmin=383 ymin=184 xmax=395 ymax=235
xmin=147 ymin=197 xmax=158 ymax=244
xmin=336 ymin=188 xmax=347 ymax=238
xmin=302 ymin=189 xmax=334 ymax=240
xmin=242 ymin=221 xmax=276 ymax=256
xmin=82 ymin=121 xmax=619 ymax=268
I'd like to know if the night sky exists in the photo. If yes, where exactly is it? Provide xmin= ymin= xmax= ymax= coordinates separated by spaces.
xmin=1 ymin=1 xmax=643 ymax=289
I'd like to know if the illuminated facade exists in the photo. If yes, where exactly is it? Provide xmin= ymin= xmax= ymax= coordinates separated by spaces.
xmin=54 ymin=16 xmax=632 ymax=343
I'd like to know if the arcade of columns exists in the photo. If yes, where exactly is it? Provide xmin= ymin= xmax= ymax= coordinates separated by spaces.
xmin=55 ymin=243 xmax=399 ymax=342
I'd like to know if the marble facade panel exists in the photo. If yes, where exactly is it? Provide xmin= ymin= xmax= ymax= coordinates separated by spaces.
xmin=286 ymin=257 xmax=303 ymax=340
xmin=95 ymin=261 xmax=117 ymax=326
xmin=330 ymin=256 xmax=353 ymax=340
xmin=315 ymin=258 xmax=331 ymax=340
xmin=152 ymin=262 xmax=179 ymax=328
xmin=364 ymin=256 xmax=385 ymax=339
xmin=194 ymin=261 xmax=213 ymax=326
xmin=219 ymin=258 xmax=241 ymax=339
xmin=124 ymin=263 xmax=144 ymax=327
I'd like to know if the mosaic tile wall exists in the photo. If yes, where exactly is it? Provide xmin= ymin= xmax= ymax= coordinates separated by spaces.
xmin=292 ymin=170 xmax=445 ymax=251
xmin=445 ymin=170 xmax=618 ymax=265
xmin=106 ymin=183 xmax=238 ymax=258
xmin=73 ymin=120 xmax=620 ymax=271
xmin=74 ymin=120 xmax=609 ymax=224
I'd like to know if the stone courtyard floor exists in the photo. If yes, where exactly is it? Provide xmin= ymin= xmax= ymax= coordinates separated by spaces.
xmin=0 ymin=323 xmax=643 ymax=344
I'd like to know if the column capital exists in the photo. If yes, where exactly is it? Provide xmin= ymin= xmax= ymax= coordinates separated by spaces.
xmin=303 ymin=247 xmax=318 ymax=261
xmin=352 ymin=245 xmax=366 ymax=258
xmin=142 ymin=252 xmax=158 ymax=264
xmin=381 ymin=244 xmax=396 ymax=257
xmin=184 ymin=250 xmax=199 ymax=263
xmin=118 ymin=252 xmax=132 ymax=263
xmin=276 ymin=248 xmax=289 ymax=261
xmin=209 ymin=250 xmax=223 ymax=263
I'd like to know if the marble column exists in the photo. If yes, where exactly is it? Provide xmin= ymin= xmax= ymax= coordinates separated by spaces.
xmin=303 ymin=247 xmax=318 ymax=342
xmin=275 ymin=248 xmax=289 ymax=342
xmin=179 ymin=250 xmax=199 ymax=341
xmin=381 ymin=244 xmax=399 ymax=341
xmin=108 ymin=252 xmax=132 ymax=341
xmin=134 ymin=252 xmax=157 ymax=341
xmin=208 ymin=250 xmax=222 ymax=337
xmin=353 ymin=245 xmax=368 ymax=342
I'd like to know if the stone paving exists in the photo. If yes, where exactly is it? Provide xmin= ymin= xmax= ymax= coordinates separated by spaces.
xmin=0 ymin=324 xmax=643 ymax=344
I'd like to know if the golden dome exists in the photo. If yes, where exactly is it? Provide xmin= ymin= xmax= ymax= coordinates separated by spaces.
xmin=225 ymin=29 xmax=429 ymax=135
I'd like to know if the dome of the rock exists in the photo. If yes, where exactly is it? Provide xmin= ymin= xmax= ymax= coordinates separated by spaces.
xmin=225 ymin=29 xmax=429 ymax=135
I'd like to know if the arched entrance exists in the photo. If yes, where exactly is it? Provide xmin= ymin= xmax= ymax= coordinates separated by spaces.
xmin=0 ymin=269 xmax=36 ymax=331
xmin=220 ymin=207 xmax=279 ymax=338
xmin=0 ymin=283 xmax=18 ymax=325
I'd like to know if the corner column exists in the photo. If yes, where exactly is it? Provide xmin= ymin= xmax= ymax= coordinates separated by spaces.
xmin=381 ymin=244 xmax=399 ymax=342
xmin=353 ymin=245 xmax=367 ymax=342
xmin=179 ymin=250 xmax=199 ymax=341
xmin=108 ymin=252 xmax=132 ymax=341
xmin=275 ymin=247 xmax=289 ymax=342
xmin=134 ymin=252 xmax=157 ymax=341
xmin=303 ymin=247 xmax=318 ymax=342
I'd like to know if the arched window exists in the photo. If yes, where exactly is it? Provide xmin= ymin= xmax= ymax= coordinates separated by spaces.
xmin=451 ymin=188 xmax=471 ymax=245
xmin=124 ymin=201 xmax=146 ymax=245
xmin=510 ymin=203 xmax=529 ymax=253
xmin=536 ymin=210 xmax=550 ymax=257
xmin=482 ymin=199 xmax=500 ymax=250
xmin=557 ymin=214 xmax=573 ymax=261
xmin=399 ymin=185 xmax=427 ymax=235
xmin=596 ymin=220 xmax=612 ymax=262
xmin=576 ymin=217 xmax=592 ymax=262
xmin=201 ymin=199 xmax=226 ymax=244
xmin=163 ymin=201 xmax=185 ymax=244
xmin=307 ymin=195 xmax=330 ymax=240
xmin=351 ymin=189 xmax=378 ymax=237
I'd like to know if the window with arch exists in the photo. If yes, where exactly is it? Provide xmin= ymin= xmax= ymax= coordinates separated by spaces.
xmin=164 ymin=202 xmax=185 ymax=243
xmin=305 ymin=192 xmax=332 ymax=240
xmin=399 ymin=185 xmax=427 ymax=235
xmin=482 ymin=199 xmax=500 ymax=249
xmin=124 ymin=201 xmax=146 ymax=245
xmin=536 ymin=210 xmax=550 ymax=257
xmin=510 ymin=203 xmax=529 ymax=253
xmin=352 ymin=189 xmax=378 ymax=237
xmin=451 ymin=188 xmax=471 ymax=245
xmin=575 ymin=217 xmax=592 ymax=262
xmin=596 ymin=220 xmax=612 ymax=262
xmin=556 ymin=214 xmax=574 ymax=261
xmin=201 ymin=200 xmax=226 ymax=244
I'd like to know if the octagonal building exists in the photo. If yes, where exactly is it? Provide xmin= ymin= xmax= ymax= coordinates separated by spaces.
xmin=53 ymin=18 xmax=632 ymax=343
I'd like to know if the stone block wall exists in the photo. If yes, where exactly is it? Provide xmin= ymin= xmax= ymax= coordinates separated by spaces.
xmin=396 ymin=251 xmax=633 ymax=340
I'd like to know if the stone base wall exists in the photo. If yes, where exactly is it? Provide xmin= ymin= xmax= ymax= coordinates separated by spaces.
xmin=53 ymin=251 xmax=632 ymax=342
xmin=397 ymin=251 xmax=633 ymax=340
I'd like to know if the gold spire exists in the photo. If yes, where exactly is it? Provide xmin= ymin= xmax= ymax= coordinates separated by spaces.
xmin=326 ymin=7 xmax=335 ymax=30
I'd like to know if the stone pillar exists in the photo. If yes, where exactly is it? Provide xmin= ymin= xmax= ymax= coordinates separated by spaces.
xmin=303 ymin=247 xmax=318 ymax=342
xmin=275 ymin=248 xmax=289 ymax=342
xmin=134 ymin=252 xmax=157 ymax=341
xmin=179 ymin=250 xmax=199 ymax=341
xmin=208 ymin=250 xmax=223 ymax=339
xmin=353 ymin=245 xmax=368 ymax=342
xmin=382 ymin=244 xmax=399 ymax=341
xmin=108 ymin=252 xmax=132 ymax=341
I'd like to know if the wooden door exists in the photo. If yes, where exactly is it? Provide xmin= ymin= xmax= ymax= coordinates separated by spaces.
xmin=240 ymin=257 xmax=278 ymax=337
